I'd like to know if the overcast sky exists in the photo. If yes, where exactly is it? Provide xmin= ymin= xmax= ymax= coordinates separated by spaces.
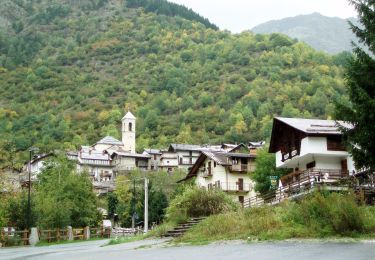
xmin=168 ymin=0 xmax=357 ymax=33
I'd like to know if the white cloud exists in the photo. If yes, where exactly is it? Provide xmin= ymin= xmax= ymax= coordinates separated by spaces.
xmin=168 ymin=0 xmax=357 ymax=32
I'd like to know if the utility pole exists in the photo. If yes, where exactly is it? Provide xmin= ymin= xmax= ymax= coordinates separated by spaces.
xmin=27 ymin=147 xmax=38 ymax=229
xmin=144 ymin=177 xmax=148 ymax=233
xmin=131 ymin=178 xmax=136 ymax=230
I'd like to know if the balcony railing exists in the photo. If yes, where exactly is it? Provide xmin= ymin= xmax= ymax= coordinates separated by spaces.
xmin=229 ymin=164 xmax=248 ymax=172
xmin=280 ymin=168 xmax=349 ymax=187
xmin=243 ymin=168 xmax=352 ymax=208
xmin=207 ymin=182 xmax=252 ymax=193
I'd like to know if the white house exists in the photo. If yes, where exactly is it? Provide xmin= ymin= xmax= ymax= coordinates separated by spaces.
xmin=110 ymin=151 xmax=151 ymax=173
xmin=269 ymin=117 xmax=355 ymax=189
xmin=21 ymin=153 xmax=54 ymax=183
xmin=179 ymin=144 xmax=258 ymax=205
xmin=143 ymin=149 xmax=162 ymax=170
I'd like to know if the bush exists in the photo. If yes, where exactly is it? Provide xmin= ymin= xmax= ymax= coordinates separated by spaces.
xmin=177 ymin=191 xmax=375 ymax=242
xmin=166 ymin=186 xmax=239 ymax=223
xmin=286 ymin=191 xmax=369 ymax=236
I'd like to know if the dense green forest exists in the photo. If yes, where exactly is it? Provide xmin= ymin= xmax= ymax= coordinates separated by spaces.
xmin=0 ymin=0 xmax=350 ymax=168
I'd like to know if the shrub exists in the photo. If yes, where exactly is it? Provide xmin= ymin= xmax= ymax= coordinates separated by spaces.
xmin=166 ymin=186 xmax=239 ymax=223
xmin=286 ymin=191 xmax=369 ymax=236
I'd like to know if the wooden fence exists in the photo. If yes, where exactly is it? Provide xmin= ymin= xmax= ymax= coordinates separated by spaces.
xmin=0 ymin=229 xmax=29 ymax=246
xmin=0 ymin=226 xmax=112 ymax=247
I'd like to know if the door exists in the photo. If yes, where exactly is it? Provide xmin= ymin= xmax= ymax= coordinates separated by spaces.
xmin=341 ymin=159 xmax=348 ymax=176
xmin=239 ymin=196 xmax=244 ymax=206
xmin=238 ymin=178 xmax=244 ymax=191
xmin=208 ymin=161 xmax=212 ymax=176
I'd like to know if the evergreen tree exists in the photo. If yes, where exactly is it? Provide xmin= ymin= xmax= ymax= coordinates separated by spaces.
xmin=335 ymin=0 xmax=375 ymax=171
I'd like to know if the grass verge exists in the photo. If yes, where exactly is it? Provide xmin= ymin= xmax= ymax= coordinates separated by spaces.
xmin=174 ymin=192 xmax=375 ymax=244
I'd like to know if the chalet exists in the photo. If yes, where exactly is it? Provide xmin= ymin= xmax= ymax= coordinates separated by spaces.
xmin=179 ymin=143 xmax=259 ymax=205
xmin=269 ymin=117 xmax=355 ymax=190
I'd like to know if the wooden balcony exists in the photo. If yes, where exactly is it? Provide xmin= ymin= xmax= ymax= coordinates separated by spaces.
xmin=229 ymin=164 xmax=248 ymax=173
xmin=208 ymin=182 xmax=252 ymax=193
xmin=280 ymin=168 xmax=349 ymax=187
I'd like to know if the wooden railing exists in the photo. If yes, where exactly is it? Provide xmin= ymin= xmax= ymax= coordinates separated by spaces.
xmin=230 ymin=164 xmax=248 ymax=172
xmin=243 ymin=168 xmax=351 ymax=208
xmin=39 ymin=228 xmax=68 ymax=242
xmin=0 ymin=229 xmax=29 ymax=246
xmin=208 ymin=182 xmax=252 ymax=192
xmin=0 ymin=226 xmax=112 ymax=247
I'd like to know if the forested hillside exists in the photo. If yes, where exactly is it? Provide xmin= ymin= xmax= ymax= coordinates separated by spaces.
xmin=252 ymin=13 xmax=357 ymax=54
xmin=0 ymin=0 xmax=350 ymax=168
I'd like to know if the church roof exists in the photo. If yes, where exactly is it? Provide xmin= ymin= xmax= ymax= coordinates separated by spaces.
xmin=122 ymin=111 xmax=136 ymax=120
xmin=96 ymin=136 xmax=123 ymax=145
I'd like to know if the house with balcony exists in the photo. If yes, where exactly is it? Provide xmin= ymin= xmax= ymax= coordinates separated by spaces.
xmin=167 ymin=144 xmax=203 ymax=171
xmin=269 ymin=117 xmax=355 ymax=193
xmin=179 ymin=146 xmax=257 ymax=205
xmin=110 ymin=151 xmax=151 ymax=174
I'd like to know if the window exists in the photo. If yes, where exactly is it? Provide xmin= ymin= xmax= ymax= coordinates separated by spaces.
xmin=128 ymin=122 xmax=133 ymax=131
xmin=306 ymin=161 xmax=316 ymax=169
xmin=327 ymin=135 xmax=346 ymax=151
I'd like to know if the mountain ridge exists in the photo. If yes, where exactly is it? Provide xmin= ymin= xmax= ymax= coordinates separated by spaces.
xmin=252 ymin=12 xmax=357 ymax=54
xmin=0 ymin=1 xmax=349 ymax=166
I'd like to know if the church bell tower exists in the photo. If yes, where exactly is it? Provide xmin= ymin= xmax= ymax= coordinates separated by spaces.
xmin=122 ymin=111 xmax=136 ymax=153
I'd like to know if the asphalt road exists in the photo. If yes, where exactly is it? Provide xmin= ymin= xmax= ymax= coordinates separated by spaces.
xmin=1 ymin=238 xmax=375 ymax=260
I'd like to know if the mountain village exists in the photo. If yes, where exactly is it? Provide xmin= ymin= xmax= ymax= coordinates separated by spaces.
xmin=0 ymin=0 xmax=374 ymax=257
xmin=18 ymin=111 xmax=369 ymax=208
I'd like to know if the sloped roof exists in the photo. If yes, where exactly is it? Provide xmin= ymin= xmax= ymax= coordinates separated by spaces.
xmin=143 ymin=149 xmax=162 ymax=155
xmin=96 ymin=136 xmax=123 ymax=145
xmin=249 ymin=141 xmax=265 ymax=148
xmin=275 ymin=117 xmax=350 ymax=135
xmin=80 ymin=150 xmax=110 ymax=161
xmin=169 ymin=144 xmax=203 ymax=152
xmin=122 ymin=111 xmax=136 ymax=120
xmin=179 ymin=151 xmax=253 ymax=182
xmin=269 ymin=117 xmax=352 ymax=153
xmin=111 ymin=151 xmax=151 ymax=159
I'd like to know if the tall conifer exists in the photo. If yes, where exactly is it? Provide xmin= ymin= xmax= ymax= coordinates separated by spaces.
xmin=336 ymin=0 xmax=375 ymax=170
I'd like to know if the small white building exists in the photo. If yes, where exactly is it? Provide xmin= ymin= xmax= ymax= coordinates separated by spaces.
xmin=159 ymin=150 xmax=179 ymax=173
xmin=111 ymin=151 xmax=151 ymax=173
xmin=143 ymin=149 xmax=162 ymax=170
xmin=180 ymin=144 xmax=258 ymax=205
xmin=269 ymin=117 xmax=355 ymax=189
xmin=21 ymin=153 xmax=54 ymax=183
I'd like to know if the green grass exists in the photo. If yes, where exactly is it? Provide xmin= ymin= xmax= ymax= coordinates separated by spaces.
xmin=174 ymin=192 xmax=375 ymax=244
xmin=36 ymin=237 xmax=107 ymax=247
